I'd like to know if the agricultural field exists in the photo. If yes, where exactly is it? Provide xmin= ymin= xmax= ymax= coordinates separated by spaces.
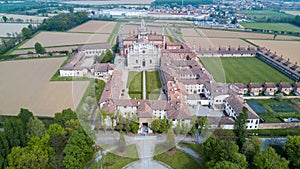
xmin=154 ymin=20 xmax=193 ymax=24
xmin=196 ymin=29 xmax=300 ymax=40
xmin=62 ymin=0 xmax=154 ymax=5
xmin=237 ymin=10 xmax=294 ymax=22
xmin=68 ymin=20 xmax=117 ymax=34
xmin=123 ymin=24 xmax=163 ymax=35
xmin=283 ymin=10 xmax=300 ymax=16
xmin=240 ymin=22 xmax=300 ymax=33
xmin=19 ymin=31 xmax=109 ymax=49
xmin=180 ymin=28 xmax=200 ymax=37
xmin=0 ymin=13 xmax=47 ymax=23
xmin=127 ymin=71 xmax=143 ymax=100
xmin=0 ymin=23 xmax=29 ymax=37
xmin=200 ymin=57 xmax=294 ymax=84
xmin=249 ymin=40 xmax=300 ymax=63
xmin=247 ymin=99 xmax=300 ymax=123
xmin=183 ymin=36 xmax=252 ymax=49
xmin=0 ymin=58 xmax=89 ymax=117
xmin=146 ymin=71 xmax=161 ymax=100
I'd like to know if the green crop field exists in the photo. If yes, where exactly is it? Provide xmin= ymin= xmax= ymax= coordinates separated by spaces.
xmin=200 ymin=57 xmax=294 ymax=84
xmin=240 ymin=22 xmax=300 ymax=33
xmin=146 ymin=71 xmax=162 ymax=100
xmin=238 ymin=10 xmax=294 ymax=22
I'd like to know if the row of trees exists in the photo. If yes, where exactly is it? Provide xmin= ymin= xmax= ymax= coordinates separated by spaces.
xmin=0 ymin=24 xmax=37 ymax=55
xmin=39 ymin=12 xmax=89 ymax=31
xmin=0 ymin=108 xmax=95 ymax=169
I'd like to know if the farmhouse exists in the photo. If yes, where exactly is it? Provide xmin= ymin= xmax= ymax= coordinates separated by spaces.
xmin=93 ymin=63 xmax=115 ymax=77
xmin=230 ymin=83 xmax=248 ymax=95
xmin=248 ymin=82 xmax=263 ymax=96
xmin=59 ymin=44 xmax=113 ymax=77
xmin=224 ymin=95 xmax=260 ymax=129
xmin=278 ymin=82 xmax=293 ymax=95
xmin=294 ymin=82 xmax=300 ymax=95
xmin=263 ymin=82 xmax=277 ymax=96
xmin=197 ymin=45 xmax=256 ymax=57
xmin=257 ymin=47 xmax=300 ymax=82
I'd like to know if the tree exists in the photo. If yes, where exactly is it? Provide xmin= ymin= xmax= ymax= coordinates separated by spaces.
xmin=213 ymin=161 xmax=239 ymax=169
xmin=22 ymin=27 xmax=32 ymax=39
xmin=34 ymin=42 xmax=46 ymax=54
xmin=4 ymin=118 xmax=26 ymax=148
xmin=2 ymin=16 xmax=7 ymax=23
xmin=175 ymin=120 xmax=182 ymax=135
xmin=275 ymin=93 xmax=284 ymax=101
xmin=242 ymin=136 xmax=263 ymax=163
xmin=284 ymin=136 xmax=300 ymax=168
xmin=198 ymin=116 xmax=208 ymax=133
xmin=0 ymin=133 xmax=9 ymax=169
xmin=63 ymin=129 xmax=94 ymax=169
xmin=164 ymin=127 xmax=176 ymax=151
xmin=151 ymin=118 xmax=161 ymax=133
xmin=117 ymin=131 xmax=126 ymax=153
xmin=101 ymin=50 xmax=114 ymax=63
xmin=159 ymin=118 xmax=167 ymax=133
xmin=200 ymin=136 xmax=248 ymax=169
xmin=47 ymin=124 xmax=67 ymax=169
xmin=253 ymin=147 xmax=289 ymax=169
xmin=18 ymin=108 xmax=34 ymax=133
xmin=231 ymin=17 xmax=238 ymax=24
xmin=234 ymin=107 xmax=248 ymax=148
xmin=125 ymin=119 xmax=131 ymax=134
xmin=54 ymin=108 xmax=77 ymax=127
xmin=6 ymin=146 xmax=49 ymax=169
xmin=26 ymin=117 xmax=46 ymax=139
xmin=131 ymin=122 xmax=139 ymax=134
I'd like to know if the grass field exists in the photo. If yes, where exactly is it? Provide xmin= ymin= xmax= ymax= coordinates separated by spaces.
xmin=240 ymin=22 xmax=300 ymax=33
xmin=153 ymin=144 xmax=200 ymax=169
xmin=101 ymin=144 xmax=139 ymax=169
xmin=238 ymin=10 xmax=294 ymax=22
xmin=127 ymin=71 xmax=143 ymax=99
xmin=200 ymin=57 xmax=294 ymax=84
xmin=146 ymin=71 xmax=161 ymax=100
xmin=247 ymin=99 xmax=300 ymax=123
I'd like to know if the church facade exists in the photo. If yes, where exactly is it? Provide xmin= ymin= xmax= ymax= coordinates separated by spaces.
xmin=120 ymin=20 xmax=165 ymax=70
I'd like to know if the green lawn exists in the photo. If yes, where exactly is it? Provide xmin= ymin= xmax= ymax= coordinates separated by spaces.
xmin=146 ymin=71 xmax=162 ymax=100
xmin=200 ymin=57 xmax=294 ymax=84
xmin=240 ymin=22 xmax=300 ymax=33
xmin=154 ymin=144 xmax=201 ymax=169
xmin=127 ymin=71 xmax=143 ymax=99
xmin=94 ymin=144 xmax=139 ymax=169
xmin=247 ymin=99 xmax=300 ymax=123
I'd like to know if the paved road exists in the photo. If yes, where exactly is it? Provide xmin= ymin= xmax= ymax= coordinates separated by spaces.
xmin=123 ymin=136 xmax=171 ymax=169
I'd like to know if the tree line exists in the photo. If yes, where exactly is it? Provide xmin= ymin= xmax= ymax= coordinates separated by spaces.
xmin=0 ymin=108 xmax=95 ymax=169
